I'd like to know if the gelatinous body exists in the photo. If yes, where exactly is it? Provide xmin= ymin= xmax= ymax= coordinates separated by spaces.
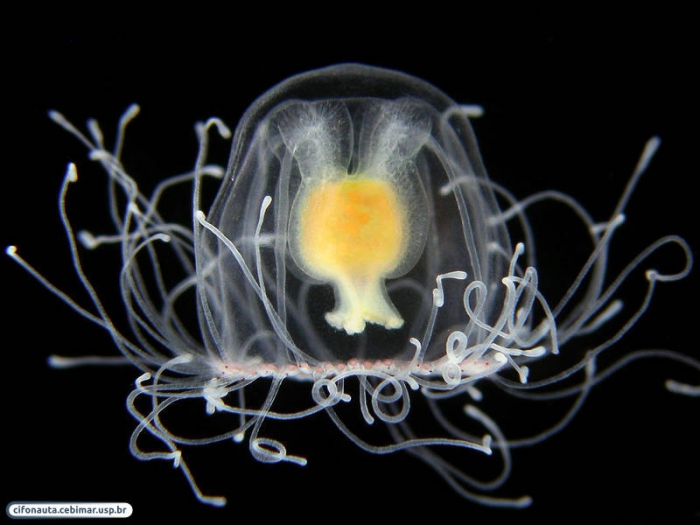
xmin=7 ymin=64 xmax=697 ymax=508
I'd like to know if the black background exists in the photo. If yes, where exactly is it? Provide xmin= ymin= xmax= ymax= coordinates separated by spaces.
xmin=4 ymin=7 xmax=698 ymax=524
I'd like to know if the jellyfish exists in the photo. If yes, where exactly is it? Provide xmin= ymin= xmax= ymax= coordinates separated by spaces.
xmin=7 ymin=63 xmax=697 ymax=508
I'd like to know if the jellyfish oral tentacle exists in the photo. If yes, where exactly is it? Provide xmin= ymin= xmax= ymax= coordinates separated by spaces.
xmin=325 ymin=272 xmax=404 ymax=335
